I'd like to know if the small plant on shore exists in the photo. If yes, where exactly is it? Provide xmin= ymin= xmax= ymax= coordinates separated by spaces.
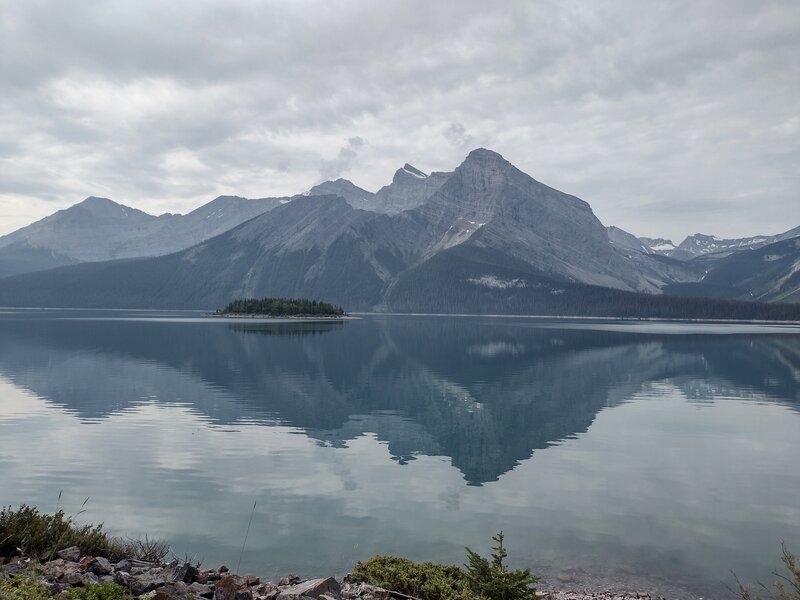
xmin=65 ymin=582 xmax=129 ymax=600
xmin=736 ymin=543 xmax=800 ymax=600
xmin=351 ymin=555 xmax=470 ymax=600
xmin=109 ymin=535 xmax=170 ymax=563
xmin=465 ymin=531 xmax=540 ymax=600
xmin=351 ymin=532 xmax=539 ymax=600
xmin=0 ymin=504 xmax=110 ymax=561
xmin=0 ymin=505 xmax=170 ymax=563
xmin=0 ymin=572 xmax=51 ymax=600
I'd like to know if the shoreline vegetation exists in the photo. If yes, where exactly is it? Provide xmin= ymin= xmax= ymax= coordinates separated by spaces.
xmin=211 ymin=297 xmax=348 ymax=320
xmin=1 ymin=507 xmax=798 ymax=600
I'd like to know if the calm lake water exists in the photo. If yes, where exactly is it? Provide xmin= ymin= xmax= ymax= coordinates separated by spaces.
xmin=1 ymin=309 xmax=799 ymax=598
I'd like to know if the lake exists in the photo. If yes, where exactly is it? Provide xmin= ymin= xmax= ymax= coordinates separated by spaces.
xmin=1 ymin=309 xmax=799 ymax=598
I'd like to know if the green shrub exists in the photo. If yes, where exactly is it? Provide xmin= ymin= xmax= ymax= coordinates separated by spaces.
xmin=351 ymin=555 xmax=471 ymax=600
xmin=0 ymin=572 xmax=51 ymax=600
xmin=66 ymin=582 xmax=129 ymax=600
xmin=352 ymin=532 xmax=539 ymax=600
xmin=0 ymin=505 xmax=111 ymax=560
xmin=0 ymin=505 xmax=169 ymax=563
xmin=464 ymin=531 xmax=540 ymax=600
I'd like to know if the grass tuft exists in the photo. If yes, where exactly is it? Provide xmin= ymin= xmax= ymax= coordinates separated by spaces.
xmin=0 ymin=505 xmax=169 ymax=563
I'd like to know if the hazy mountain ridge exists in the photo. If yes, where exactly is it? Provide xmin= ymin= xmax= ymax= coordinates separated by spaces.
xmin=664 ymin=236 xmax=800 ymax=303
xmin=636 ymin=226 xmax=800 ymax=259
xmin=1 ymin=148 xmax=798 ymax=313
xmin=0 ymin=194 xmax=284 ymax=277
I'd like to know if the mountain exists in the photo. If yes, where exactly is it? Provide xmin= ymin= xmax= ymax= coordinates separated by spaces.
xmin=307 ymin=164 xmax=452 ymax=214
xmin=639 ymin=237 xmax=677 ymax=256
xmin=370 ymin=164 xmax=452 ymax=213
xmin=663 ymin=226 xmax=800 ymax=260
xmin=398 ymin=149 xmax=696 ymax=294
xmin=305 ymin=179 xmax=374 ymax=209
xmin=0 ymin=148 xmax=798 ymax=318
xmin=0 ymin=195 xmax=283 ymax=277
xmin=664 ymin=236 xmax=800 ymax=303
xmin=607 ymin=226 xmax=654 ymax=254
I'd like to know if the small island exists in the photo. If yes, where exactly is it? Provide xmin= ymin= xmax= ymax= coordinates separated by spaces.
xmin=213 ymin=297 xmax=348 ymax=319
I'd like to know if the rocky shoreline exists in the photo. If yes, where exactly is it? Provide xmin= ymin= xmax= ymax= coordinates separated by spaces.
xmin=0 ymin=547 xmax=676 ymax=600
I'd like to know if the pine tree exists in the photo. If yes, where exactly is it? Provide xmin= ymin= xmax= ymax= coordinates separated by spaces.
xmin=464 ymin=531 xmax=540 ymax=600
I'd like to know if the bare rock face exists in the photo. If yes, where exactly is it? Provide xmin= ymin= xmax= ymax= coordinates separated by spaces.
xmin=306 ymin=180 xmax=375 ymax=210
xmin=370 ymin=164 xmax=451 ymax=213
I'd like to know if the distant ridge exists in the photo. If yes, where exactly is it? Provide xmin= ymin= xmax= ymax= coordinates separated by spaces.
xmin=0 ymin=147 xmax=798 ymax=315
xmin=0 ymin=194 xmax=284 ymax=277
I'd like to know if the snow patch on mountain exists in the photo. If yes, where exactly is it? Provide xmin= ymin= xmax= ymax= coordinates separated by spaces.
xmin=467 ymin=275 xmax=527 ymax=289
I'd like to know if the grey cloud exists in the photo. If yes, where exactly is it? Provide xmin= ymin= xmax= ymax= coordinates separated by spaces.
xmin=444 ymin=123 xmax=474 ymax=148
xmin=0 ymin=0 xmax=798 ymax=241
xmin=318 ymin=137 xmax=366 ymax=182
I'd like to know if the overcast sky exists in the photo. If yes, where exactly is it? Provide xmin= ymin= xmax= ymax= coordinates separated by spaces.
xmin=1 ymin=1 xmax=798 ymax=241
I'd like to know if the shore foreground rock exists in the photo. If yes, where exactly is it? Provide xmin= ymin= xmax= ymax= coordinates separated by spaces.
xmin=0 ymin=547 xmax=668 ymax=600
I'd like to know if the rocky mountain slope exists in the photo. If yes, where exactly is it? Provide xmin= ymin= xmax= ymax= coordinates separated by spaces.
xmin=0 ymin=195 xmax=283 ymax=277
xmin=607 ymin=226 xmax=654 ymax=254
xmin=665 ymin=236 xmax=800 ymax=303
xmin=1 ymin=148 xmax=797 ymax=314
xmin=639 ymin=237 xmax=677 ymax=255
xmin=306 ymin=163 xmax=452 ymax=213
xmin=637 ymin=226 xmax=800 ymax=260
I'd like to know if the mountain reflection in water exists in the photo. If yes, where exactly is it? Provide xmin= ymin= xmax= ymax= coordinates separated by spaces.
xmin=0 ymin=311 xmax=798 ymax=598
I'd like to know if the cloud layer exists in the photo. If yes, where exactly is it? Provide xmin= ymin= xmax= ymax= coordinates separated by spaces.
xmin=1 ymin=0 xmax=798 ymax=241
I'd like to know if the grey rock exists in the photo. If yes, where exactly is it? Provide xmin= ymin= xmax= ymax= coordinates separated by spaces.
xmin=214 ymin=574 xmax=245 ymax=600
xmin=163 ymin=561 xmax=198 ymax=583
xmin=83 ymin=571 xmax=100 ymax=585
xmin=115 ymin=559 xmax=132 ymax=573
xmin=0 ymin=560 xmax=26 ymax=576
xmin=90 ymin=556 xmax=113 ymax=575
xmin=65 ymin=570 xmax=85 ymax=586
xmin=130 ymin=567 xmax=168 ymax=595
xmin=277 ymin=576 xmax=341 ymax=599
xmin=190 ymin=581 xmax=214 ymax=598
xmin=57 ymin=546 xmax=81 ymax=562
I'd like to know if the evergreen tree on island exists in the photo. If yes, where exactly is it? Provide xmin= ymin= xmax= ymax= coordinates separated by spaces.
xmin=218 ymin=297 xmax=346 ymax=317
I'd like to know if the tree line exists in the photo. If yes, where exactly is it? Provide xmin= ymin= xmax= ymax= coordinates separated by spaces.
xmin=219 ymin=297 xmax=346 ymax=316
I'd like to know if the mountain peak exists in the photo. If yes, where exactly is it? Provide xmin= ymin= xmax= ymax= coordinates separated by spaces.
xmin=78 ymin=196 xmax=119 ymax=208
xmin=401 ymin=163 xmax=427 ymax=178
xmin=458 ymin=148 xmax=514 ymax=176
xmin=465 ymin=148 xmax=504 ymax=161
xmin=73 ymin=196 xmax=147 ymax=219
xmin=307 ymin=179 xmax=373 ymax=206
xmin=391 ymin=164 xmax=429 ymax=185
